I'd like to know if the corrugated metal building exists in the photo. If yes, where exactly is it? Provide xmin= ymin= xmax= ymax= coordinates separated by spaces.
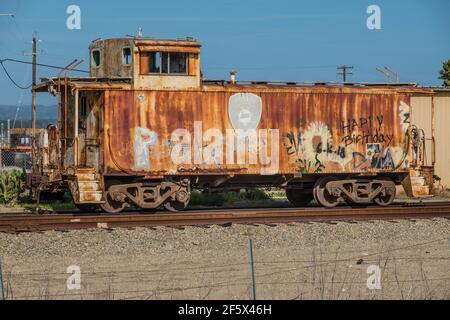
xmin=411 ymin=88 xmax=450 ymax=189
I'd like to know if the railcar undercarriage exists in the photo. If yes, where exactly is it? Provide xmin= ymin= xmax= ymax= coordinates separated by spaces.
xmin=61 ymin=173 xmax=405 ymax=213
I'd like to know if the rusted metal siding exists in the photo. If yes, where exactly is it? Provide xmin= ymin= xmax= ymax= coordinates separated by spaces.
xmin=103 ymin=87 xmax=413 ymax=176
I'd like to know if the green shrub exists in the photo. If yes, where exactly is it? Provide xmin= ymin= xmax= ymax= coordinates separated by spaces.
xmin=190 ymin=188 xmax=270 ymax=207
xmin=190 ymin=190 xmax=226 ymax=206
xmin=0 ymin=169 xmax=26 ymax=205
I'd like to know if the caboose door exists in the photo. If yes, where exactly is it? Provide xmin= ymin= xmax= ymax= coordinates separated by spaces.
xmin=79 ymin=92 xmax=102 ymax=171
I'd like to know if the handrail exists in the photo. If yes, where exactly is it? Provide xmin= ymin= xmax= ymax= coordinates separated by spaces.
xmin=57 ymin=59 xmax=78 ymax=170
xmin=61 ymin=59 xmax=85 ymax=168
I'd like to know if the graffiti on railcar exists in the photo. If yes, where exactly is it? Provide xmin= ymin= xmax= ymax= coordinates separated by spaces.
xmin=283 ymin=101 xmax=412 ymax=173
xmin=283 ymin=121 xmax=352 ymax=173
xmin=351 ymin=143 xmax=396 ymax=170
xmin=341 ymin=114 xmax=393 ymax=147
xmin=399 ymin=100 xmax=411 ymax=134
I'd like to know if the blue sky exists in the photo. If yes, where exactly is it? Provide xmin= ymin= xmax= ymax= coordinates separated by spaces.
xmin=0 ymin=0 xmax=449 ymax=106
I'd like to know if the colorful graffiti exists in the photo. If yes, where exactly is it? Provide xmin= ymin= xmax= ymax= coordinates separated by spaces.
xmin=283 ymin=121 xmax=351 ymax=173
xmin=283 ymin=101 xmax=411 ymax=173
xmin=352 ymin=143 xmax=396 ymax=170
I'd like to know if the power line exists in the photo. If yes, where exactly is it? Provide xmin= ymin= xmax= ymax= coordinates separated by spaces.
xmin=0 ymin=58 xmax=89 ymax=73
xmin=0 ymin=60 xmax=31 ymax=89
xmin=206 ymin=65 xmax=337 ymax=70
xmin=0 ymin=58 xmax=89 ymax=90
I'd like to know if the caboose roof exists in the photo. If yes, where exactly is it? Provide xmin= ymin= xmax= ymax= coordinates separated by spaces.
xmin=89 ymin=37 xmax=201 ymax=51
xmin=34 ymin=76 xmax=434 ymax=95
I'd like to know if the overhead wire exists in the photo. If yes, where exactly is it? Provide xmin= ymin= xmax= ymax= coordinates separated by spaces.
xmin=0 ymin=59 xmax=31 ymax=89
xmin=0 ymin=58 xmax=88 ymax=73
xmin=0 ymin=58 xmax=89 ymax=90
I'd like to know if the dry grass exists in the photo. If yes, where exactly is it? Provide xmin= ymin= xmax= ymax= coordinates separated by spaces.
xmin=2 ymin=241 xmax=449 ymax=300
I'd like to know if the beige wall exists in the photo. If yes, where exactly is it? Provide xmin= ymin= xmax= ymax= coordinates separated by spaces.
xmin=434 ymin=93 xmax=450 ymax=188
xmin=411 ymin=92 xmax=450 ymax=188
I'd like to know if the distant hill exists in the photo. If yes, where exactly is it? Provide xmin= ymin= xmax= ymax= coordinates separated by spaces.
xmin=0 ymin=105 xmax=57 ymax=128
xmin=0 ymin=119 xmax=56 ymax=129
xmin=0 ymin=105 xmax=57 ymax=121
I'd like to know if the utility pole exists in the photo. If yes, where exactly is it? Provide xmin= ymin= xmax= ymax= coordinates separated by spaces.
xmin=337 ymin=65 xmax=353 ymax=82
xmin=23 ymin=35 xmax=43 ymax=170
xmin=6 ymin=119 xmax=10 ymax=148
xmin=23 ymin=35 xmax=44 ymax=171
xmin=31 ymin=36 xmax=37 ymax=170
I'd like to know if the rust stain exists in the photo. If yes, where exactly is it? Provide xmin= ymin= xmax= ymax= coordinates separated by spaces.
xmin=79 ymin=192 xmax=102 ymax=202
xmin=78 ymin=182 xmax=99 ymax=191
xmin=103 ymin=88 xmax=412 ymax=176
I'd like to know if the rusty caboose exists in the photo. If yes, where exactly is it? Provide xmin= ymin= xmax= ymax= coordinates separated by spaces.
xmin=31 ymin=37 xmax=434 ymax=212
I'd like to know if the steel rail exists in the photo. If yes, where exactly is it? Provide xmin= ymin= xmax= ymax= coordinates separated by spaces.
xmin=0 ymin=203 xmax=450 ymax=233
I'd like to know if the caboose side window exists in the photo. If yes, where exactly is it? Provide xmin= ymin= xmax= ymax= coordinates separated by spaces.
xmin=143 ymin=52 xmax=187 ymax=75
xmin=148 ymin=52 xmax=161 ymax=73
xmin=122 ymin=47 xmax=132 ymax=65
xmin=92 ymin=50 xmax=101 ymax=68
xmin=169 ymin=52 xmax=187 ymax=74
xmin=161 ymin=52 xmax=169 ymax=73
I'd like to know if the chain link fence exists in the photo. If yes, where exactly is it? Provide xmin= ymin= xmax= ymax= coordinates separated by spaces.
xmin=0 ymin=149 xmax=31 ymax=172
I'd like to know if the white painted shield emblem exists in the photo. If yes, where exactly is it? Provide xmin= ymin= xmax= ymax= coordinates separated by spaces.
xmin=228 ymin=93 xmax=262 ymax=131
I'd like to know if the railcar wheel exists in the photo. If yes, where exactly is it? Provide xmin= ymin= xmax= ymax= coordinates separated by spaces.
xmin=373 ymin=180 xmax=396 ymax=207
xmin=100 ymin=191 xmax=126 ymax=214
xmin=286 ymin=189 xmax=313 ymax=207
xmin=164 ymin=188 xmax=191 ymax=212
xmin=313 ymin=176 xmax=340 ymax=208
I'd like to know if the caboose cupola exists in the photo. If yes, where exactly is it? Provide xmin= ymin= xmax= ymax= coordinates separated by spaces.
xmin=89 ymin=37 xmax=201 ymax=90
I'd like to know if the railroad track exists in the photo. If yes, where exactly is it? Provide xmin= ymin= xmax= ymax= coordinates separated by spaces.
xmin=1 ymin=201 xmax=450 ymax=233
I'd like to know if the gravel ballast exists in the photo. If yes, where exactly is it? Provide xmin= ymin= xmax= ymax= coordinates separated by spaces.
xmin=0 ymin=218 xmax=449 ymax=299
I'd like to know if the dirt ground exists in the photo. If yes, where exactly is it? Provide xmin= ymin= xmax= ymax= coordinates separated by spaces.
xmin=0 ymin=217 xmax=449 ymax=300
